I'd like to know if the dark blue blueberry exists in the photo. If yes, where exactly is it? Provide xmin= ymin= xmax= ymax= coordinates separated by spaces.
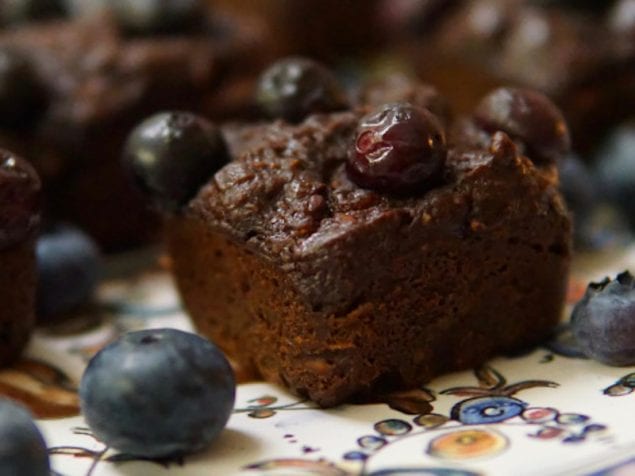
xmin=109 ymin=0 xmax=204 ymax=34
xmin=571 ymin=271 xmax=635 ymax=366
xmin=573 ymin=204 xmax=633 ymax=251
xmin=123 ymin=111 xmax=228 ymax=212
xmin=0 ymin=0 xmax=67 ymax=25
xmin=0 ymin=48 xmax=47 ymax=129
xmin=347 ymin=102 xmax=446 ymax=194
xmin=79 ymin=328 xmax=236 ymax=458
xmin=594 ymin=122 xmax=635 ymax=230
xmin=474 ymin=88 xmax=570 ymax=164
xmin=36 ymin=224 xmax=101 ymax=319
xmin=450 ymin=396 xmax=526 ymax=424
xmin=560 ymin=149 xmax=635 ymax=249
xmin=558 ymin=154 xmax=597 ymax=223
xmin=256 ymin=57 xmax=348 ymax=123
xmin=0 ymin=398 xmax=49 ymax=476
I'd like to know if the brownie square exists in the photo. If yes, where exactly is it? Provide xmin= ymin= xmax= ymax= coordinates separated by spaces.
xmin=167 ymin=100 xmax=571 ymax=406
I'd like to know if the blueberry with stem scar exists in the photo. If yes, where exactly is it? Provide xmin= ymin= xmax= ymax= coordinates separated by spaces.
xmin=347 ymin=102 xmax=446 ymax=195
xmin=79 ymin=328 xmax=236 ymax=459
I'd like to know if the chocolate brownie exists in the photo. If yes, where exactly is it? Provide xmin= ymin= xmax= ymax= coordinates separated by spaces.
xmin=0 ymin=4 xmax=273 ymax=250
xmin=165 ymin=78 xmax=572 ymax=406
xmin=0 ymin=150 xmax=40 ymax=366
xmin=410 ymin=0 xmax=635 ymax=153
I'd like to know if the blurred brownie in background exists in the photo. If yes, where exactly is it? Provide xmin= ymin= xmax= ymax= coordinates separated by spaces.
xmin=0 ymin=0 xmax=275 ymax=251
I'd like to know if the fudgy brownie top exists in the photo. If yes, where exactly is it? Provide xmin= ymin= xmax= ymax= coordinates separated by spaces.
xmin=189 ymin=107 xmax=569 ymax=316
xmin=189 ymin=78 xmax=570 ymax=280
xmin=0 ymin=150 xmax=40 ymax=250
xmin=196 ymin=110 xmax=565 ymax=250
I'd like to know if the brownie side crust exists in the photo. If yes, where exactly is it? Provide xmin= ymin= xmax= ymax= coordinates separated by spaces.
xmin=167 ymin=109 xmax=571 ymax=406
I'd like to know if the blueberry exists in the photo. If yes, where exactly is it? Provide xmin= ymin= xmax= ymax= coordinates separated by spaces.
xmin=558 ymin=153 xmax=597 ymax=220
xmin=347 ymin=102 xmax=446 ymax=194
xmin=473 ymin=87 xmax=571 ymax=164
xmin=573 ymin=203 xmax=633 ymax=251
xmin=79 ymin=328 xmax=235 ymax=458
xmin=109 ymin=0 xmax=204 ymax=35
xmin=557 ymin=153 xmax=608 ymax=249
xmin=256 ymin=57 xmax=349 ymax=123
xmin=36 ymin=224 xmax=101 ymax=319
xmin=0 ymin=150 xmax=41 ymax=249
xmin=0 ymin=398 xmax=50 ymax=476
xmin=0 ymin=0 xmax=67 ymax=25
xmin=594 ymin=122 xmax=635 ymax=229
xmin=123 ymin=112 xmax=228 ymax=212
xmin=571 ymin=271 xmax=635 ymax=366
xmin=0 ymin=48 xmax=47 ymax=129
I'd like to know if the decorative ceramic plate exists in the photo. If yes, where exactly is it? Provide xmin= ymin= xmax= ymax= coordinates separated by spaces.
xmin=5 ymin=246 xmax=635 ymax=476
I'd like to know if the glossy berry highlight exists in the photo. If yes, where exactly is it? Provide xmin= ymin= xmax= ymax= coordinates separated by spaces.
xmin=571 ymin=271 xmax=635 ymax=366
xmin=256 ymin=57 xmax=348 ymax=123
xmin=123 ymin=111 xmax=229 ymax=212
xmin=347 ymin=103 xmax=446 ymax=194
xmin=79 ymin=328 xmax=236 ymax=458
xmin=474 ymin=87 xmax=570 ymax=164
